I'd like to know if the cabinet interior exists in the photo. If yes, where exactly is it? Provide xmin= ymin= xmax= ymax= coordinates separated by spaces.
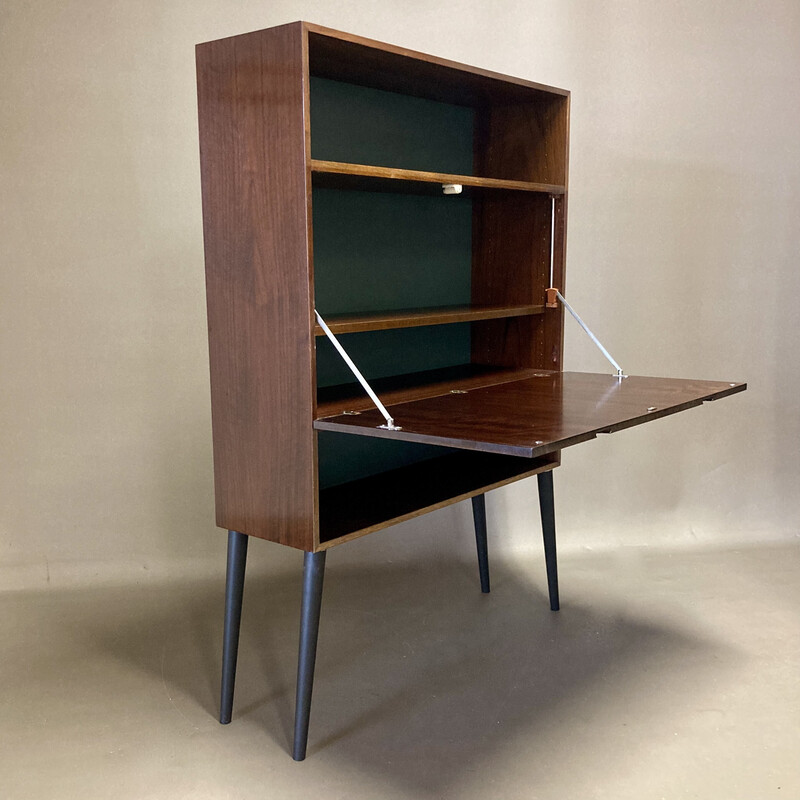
xmin=308 ymin=47 xmax=566 ymax=543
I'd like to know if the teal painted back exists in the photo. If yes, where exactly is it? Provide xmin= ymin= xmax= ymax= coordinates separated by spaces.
xmin=317 ymin=431 xmax=458 ymax=489
xmin=311 ymin=78 xmax=475 ymax=488
xmin=312 ymin=189 xmax=472 ymax=316
xmin=310 ymin=77 xmax=473 ymax=172
xmin=315 ymin=323 xmax=472 ymax=388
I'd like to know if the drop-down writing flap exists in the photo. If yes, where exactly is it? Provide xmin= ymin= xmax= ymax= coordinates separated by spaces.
xmin=314 ymin=372 xmax=746 ymax=458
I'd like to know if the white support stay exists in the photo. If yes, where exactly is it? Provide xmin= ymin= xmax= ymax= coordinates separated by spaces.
xmin=555 ymin=291 xmax=626 ymax=379
xmin=314 ymin=310 xmax=402 ymax=430
xmin=548 ymin=196 xmax=626 ymax=379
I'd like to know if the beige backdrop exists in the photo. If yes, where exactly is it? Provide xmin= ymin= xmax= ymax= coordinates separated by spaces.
xmin=2 ymin=1 xmax=798 ymax=586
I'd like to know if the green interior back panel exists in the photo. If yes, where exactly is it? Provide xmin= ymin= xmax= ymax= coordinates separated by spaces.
xmin=310 ymin=78 xmax=475 ymax=488
xmin=310 ymin=77 xmax=474 ymax=172
xmin=317 ymin=431 xmax=458 ymax=489
xmin=312 ymin=189 xmax=472 ymax=316
xmin=315 ymin=323 xmax=472 ymax=388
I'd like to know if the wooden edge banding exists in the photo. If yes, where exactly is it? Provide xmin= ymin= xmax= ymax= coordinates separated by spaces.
xmin=313 ymin=304 xmax=546 ymax=336
xmin=310 ymin=159 xmax=566 ymax=194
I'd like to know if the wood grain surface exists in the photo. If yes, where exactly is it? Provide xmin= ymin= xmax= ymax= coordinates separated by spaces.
xmin=471 ymin=193 xmax=552 ymax=368
xmin=471 ymin=92 xmax=569 ymax=372
xmin=315 ymin=372 xmax=747 ymax=458
xmin=314 ymin=304 xmax=545 ymax=336
xmin=305 ymin=22 xmax=568 ymax=106
xmin=316 ymin=364 xmax=550 ymax=419
xmin=311 ymin=159 xmax=565 ymax=195
xmin=197 ymin=23 xmax=317 ymax=549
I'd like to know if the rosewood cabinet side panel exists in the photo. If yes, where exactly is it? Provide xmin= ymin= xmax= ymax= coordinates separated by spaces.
xmin=472 ymin=96 xmax=569 ymax=372
xmin=197 ymin=24 xmax=317 ymax=550
xmin=471 ymin=192 xmax=551 ymax=368
xmin=539 ymin=95 xmax=569 ymax=371
xmin=537 ymin=192 xmax=567 ymax=371
xmin=475 ymin=96 xmax=569 ymax=185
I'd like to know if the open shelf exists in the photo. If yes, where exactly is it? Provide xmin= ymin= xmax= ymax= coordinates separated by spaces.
xmin=317 ymin=449 xmax=555 ymax=547
xmin=307 ymin=24 xmax=569 ymax=107
xmin=314 ymin=303 xmax=546 ymax=336
xmin=311 ymin=159 xmax=566 ymax=196
xmin=315 ymin=363 xmax=551 ymax=419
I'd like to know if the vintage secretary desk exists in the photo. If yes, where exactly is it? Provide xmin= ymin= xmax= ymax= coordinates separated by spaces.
xmin=195 ymin=22 xmax=745 ymax=760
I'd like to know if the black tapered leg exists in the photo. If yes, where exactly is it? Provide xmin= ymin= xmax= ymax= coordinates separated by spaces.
xmin=292 ymin=550 xmax=327 ymax=761
xmin=537 ymin=471 xmax=560 ymax=611
xmin=471 ymin=494 xmax=490 ymax=593
xmin=220 ymin=530 xmax=248 ymax=724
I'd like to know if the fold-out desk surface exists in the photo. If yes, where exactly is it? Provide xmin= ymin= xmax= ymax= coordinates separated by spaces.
xmin=314 ymin=372 xmax=747 ymax=458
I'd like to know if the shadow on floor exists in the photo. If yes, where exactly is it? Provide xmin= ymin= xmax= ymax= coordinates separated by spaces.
xmin=10 ymin=554 xmax=736 ymax=796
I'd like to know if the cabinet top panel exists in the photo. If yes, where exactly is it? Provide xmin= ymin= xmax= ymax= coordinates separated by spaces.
xmin=198 ymin=21 xmax=569 ymax=106
xmin=314 ymin=372 xmax=746 ymax=458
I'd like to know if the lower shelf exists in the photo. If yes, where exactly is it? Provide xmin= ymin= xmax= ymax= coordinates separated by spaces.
xmin=317 ymin=450 xmax=556 ymax=549
xmin=316 ymin=363 xmax=551 ymax=419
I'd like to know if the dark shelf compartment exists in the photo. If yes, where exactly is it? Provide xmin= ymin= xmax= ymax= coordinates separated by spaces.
xmin=318 ymin=449 xmax=555 ymax=546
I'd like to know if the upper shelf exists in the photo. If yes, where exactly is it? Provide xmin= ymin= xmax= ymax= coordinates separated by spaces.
xmin=314 ymin=303 xmax=545 ymax=337
xmin=311 ymin=160 xmax=566 ymax=196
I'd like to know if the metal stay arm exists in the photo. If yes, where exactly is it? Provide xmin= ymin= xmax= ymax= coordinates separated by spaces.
xmin=314 ymin=310 xmax=402 ymax=430
xmin=547 ymin=196 xmax=626 ymax=380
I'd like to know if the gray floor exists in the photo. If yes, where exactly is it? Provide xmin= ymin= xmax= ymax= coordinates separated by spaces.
xmin=1 ymin=542 xmax=798 ymax=799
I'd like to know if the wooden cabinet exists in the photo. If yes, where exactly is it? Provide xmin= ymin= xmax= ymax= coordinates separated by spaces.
xmin=196 ymin=21 xmax=745 ymax=760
